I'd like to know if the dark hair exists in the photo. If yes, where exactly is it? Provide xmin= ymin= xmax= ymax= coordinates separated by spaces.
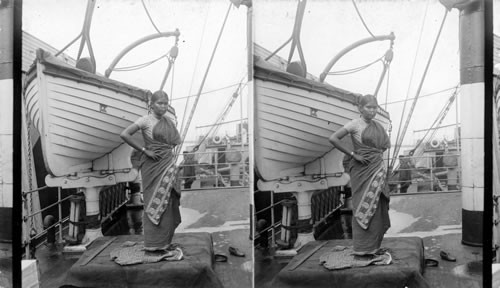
xmin=358 ymin=94 xmax=378 ymax=107
xmin=151 ymin=90 xmax=169 ymax=104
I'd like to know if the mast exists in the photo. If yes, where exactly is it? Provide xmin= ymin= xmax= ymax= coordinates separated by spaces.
xmin=439 ymin=0 xmax=484 ymax=246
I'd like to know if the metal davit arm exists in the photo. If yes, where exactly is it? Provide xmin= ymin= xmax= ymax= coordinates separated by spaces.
xmin=319 ymin=32 xmax=395 ymax=83
xmin=104 ymin=29 xmax=181 ymax=78
xmin=264 ymin=0 xmax=308 ymax=74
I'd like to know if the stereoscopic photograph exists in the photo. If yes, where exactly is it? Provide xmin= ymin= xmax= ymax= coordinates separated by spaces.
xmin=253 ymin=0 xmax=485 ymax=287
xmin=0 ymin=0 xmax=495 ymax=287
xmin=21 ymin=0 xmax=251 ymax=287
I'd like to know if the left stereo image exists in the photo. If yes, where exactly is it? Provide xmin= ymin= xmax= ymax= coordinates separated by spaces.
xmin=20 ymin=0 xmax=252 ymax=287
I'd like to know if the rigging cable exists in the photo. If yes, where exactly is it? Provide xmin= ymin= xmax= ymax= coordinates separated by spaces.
xmin=112 ymin=51 xmax=169 ymax=71
xmin=327 ymin=55 xmax=384 ymax=75
xmin=177 ymin=1 xmax=234 ymax=155
xmin=180 ymin=1 xmax=212 ymax=134
xmin=351 ymin=0 xmax=375 ymax=38
xmin=391 ymin=8 xmax=449 ymax=168
xmin=141 ymin=0 xmax=161 ymax=34
xmin=384 ymin=65 xmax=390 ymax=110
xmin=195 ymin=81 xmax=244 ymax=148
xmin=22 ymin=95 xmax=37 ymax=259
xmin=170 ymin=62 xmax=175 ymax=99
xmin=409 ymin=86 xmax=459 ymax=157
xmin=392 ymin=0 xmax=431 ymax=159
xmin=385 ymin=65 xmax=391 ymax=171
xmin=381 ymin=86 xmax=457 ymax=106
xmin=159 ymin=40 xmax=179 ymax=91
xmin=172 ymin=83 xmax=241 ymax=101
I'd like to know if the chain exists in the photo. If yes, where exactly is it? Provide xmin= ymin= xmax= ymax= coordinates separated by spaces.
xmin=22 ymin=96 xmax=36 ymax=236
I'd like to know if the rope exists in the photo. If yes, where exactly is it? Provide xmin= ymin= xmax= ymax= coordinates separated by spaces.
xmin=178 ymin=2 xmax=233 ymax=155
xmin=112 ymin=52 xmax=169 ymax=71
xmin=180 ymin=1 xmax=212 ymax=134
xmin=391 ymin=8 xmax=449 ymax=167
xmin=172 ymin=83 xmax=241 ymax=101
xmin=141 ymin=0 xmax=161 ymax=34
xmin=392 ymin=0 xmax=431 ymax=159
xmin=410 ymin=86 xmax=459 ymax=156
xmin=351 ymin=0 xmax=375 ymax=38
xmin=327 ymin=55 xmax=384 ymax=75
xmin=381 ymin=86 xmax=457 ymax=106
xmin=195 ymin=81 xmax=244 ymax=148
xmin=170 ymin=62 xmax=175 ymax=99
xmin=22 ymin=95 xmax=37 ymax=254
xmin=384 ymin=64 xmax=392 ymax=170
xmin=384 ymin=65 xmax=390 ymax=111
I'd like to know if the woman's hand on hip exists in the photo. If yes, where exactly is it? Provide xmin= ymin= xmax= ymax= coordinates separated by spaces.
xmin=353 ymin=154 xmax=368 ymax=165
xmin=144 ymin=149 xmax=160 ymax=161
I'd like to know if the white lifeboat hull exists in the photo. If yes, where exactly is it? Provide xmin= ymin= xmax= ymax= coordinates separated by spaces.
xmin=24 ymin=49 xmax=175 ymax=178
xmin=254 ymin=59 xmax=390 ymax=182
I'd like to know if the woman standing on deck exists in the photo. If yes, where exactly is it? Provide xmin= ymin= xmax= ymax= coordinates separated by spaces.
xmin=329 ymin=94 xmax=391 ymax=256
xmin=121 ymin=90 xmax=182 ymax=253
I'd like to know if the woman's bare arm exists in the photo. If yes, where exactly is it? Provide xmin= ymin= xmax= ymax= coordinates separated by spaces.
xmin=328 ymin=128 xmax=352 ymax=155
xmin=120 ymin=124 xmax=142 ymax=151
xmin=120 ymin=124 xmax=159 ymax=160
xmin=329 ymin=127 xmax=367 ymax=164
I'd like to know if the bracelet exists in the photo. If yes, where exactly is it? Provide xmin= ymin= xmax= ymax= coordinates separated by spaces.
xmin=350 ymin=151 xmax=354 ymax=156
xmin=141 ymin=147 xmax=146 ymax=153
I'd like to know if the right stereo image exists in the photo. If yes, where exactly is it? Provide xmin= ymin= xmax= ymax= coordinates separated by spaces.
xmin=253 ymin=0 xmax=487 ymax=287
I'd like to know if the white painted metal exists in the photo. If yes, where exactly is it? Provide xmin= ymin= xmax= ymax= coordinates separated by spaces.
xmin=460 ymin=83 xmax=484 ymax=212
xmin=0 ymin=80 xmax=13 ymax=208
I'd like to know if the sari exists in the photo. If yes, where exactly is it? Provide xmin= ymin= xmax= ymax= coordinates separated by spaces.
xmin=347 ymin=118 xmax=391 ymax=255
xmin=138 ymin=115 xmax=182 ymax=250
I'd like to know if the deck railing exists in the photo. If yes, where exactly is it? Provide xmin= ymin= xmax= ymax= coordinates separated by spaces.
xmin=22 ymin=183 xmax=130 ymax=259
xmin=22 ymin=186 xmax=69 ymax=259
xmin=386 ymin=153 xmax=461 ymax=194
xmin=178 ymin=148 xmax=249 ymax=190
xmin=253 ymin=190 xmax=286 ymax=249
xmin=254 ymin=151 xmax=461 ymax=248
xmin=311 ymin=187 xmax=343 ymax=224
xmin=22 ymin=148 xmax=249 ymax=258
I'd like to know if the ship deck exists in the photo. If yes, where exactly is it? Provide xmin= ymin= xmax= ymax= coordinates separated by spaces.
xmin=33 ymin=187 xmax=252 ymax=288
xmin=255 ymin=192 xmax=482 ymax=288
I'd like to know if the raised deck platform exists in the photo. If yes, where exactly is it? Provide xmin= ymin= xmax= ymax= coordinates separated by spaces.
xmin=271 ymin=237 xmax=426 ymax=288
xmin=255 ymin=191 xmax=482 ymax=288
xmin=63 ymin=233 xmax=221 ymax=288
xmin=34 ymin=187 xmax=252 ymax=288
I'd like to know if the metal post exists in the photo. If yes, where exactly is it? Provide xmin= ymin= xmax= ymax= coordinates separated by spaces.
xmin=215 ymin=152 xmax=218 ymax=188
xmin=440 ymin=0 xmax=484 ymax=246
xmin=270 ymin=191 xmax=275 ymax=247
xmin=58 ymin=187 xmax=62 ymax=243
xmin=80 ymin=186 xmax=103 ymax=245
xmin=0 ymin=0 xmax=13 ymax=240
xmin=430 ymin=155 xmax=434 ymax=191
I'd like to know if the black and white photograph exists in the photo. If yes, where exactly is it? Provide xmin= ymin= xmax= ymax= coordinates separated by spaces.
xmin=21 ymin=0 xmax=251 ymax=287
xmin=253 ymin=0 xmax=484 ymax=287
xmin=491 ymin=0 xmax=500 ymax=286
xmin=0 ymin=1 xmax=14 ymax=287
xmin=0 ymin=0 xmax=497 ymax=287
